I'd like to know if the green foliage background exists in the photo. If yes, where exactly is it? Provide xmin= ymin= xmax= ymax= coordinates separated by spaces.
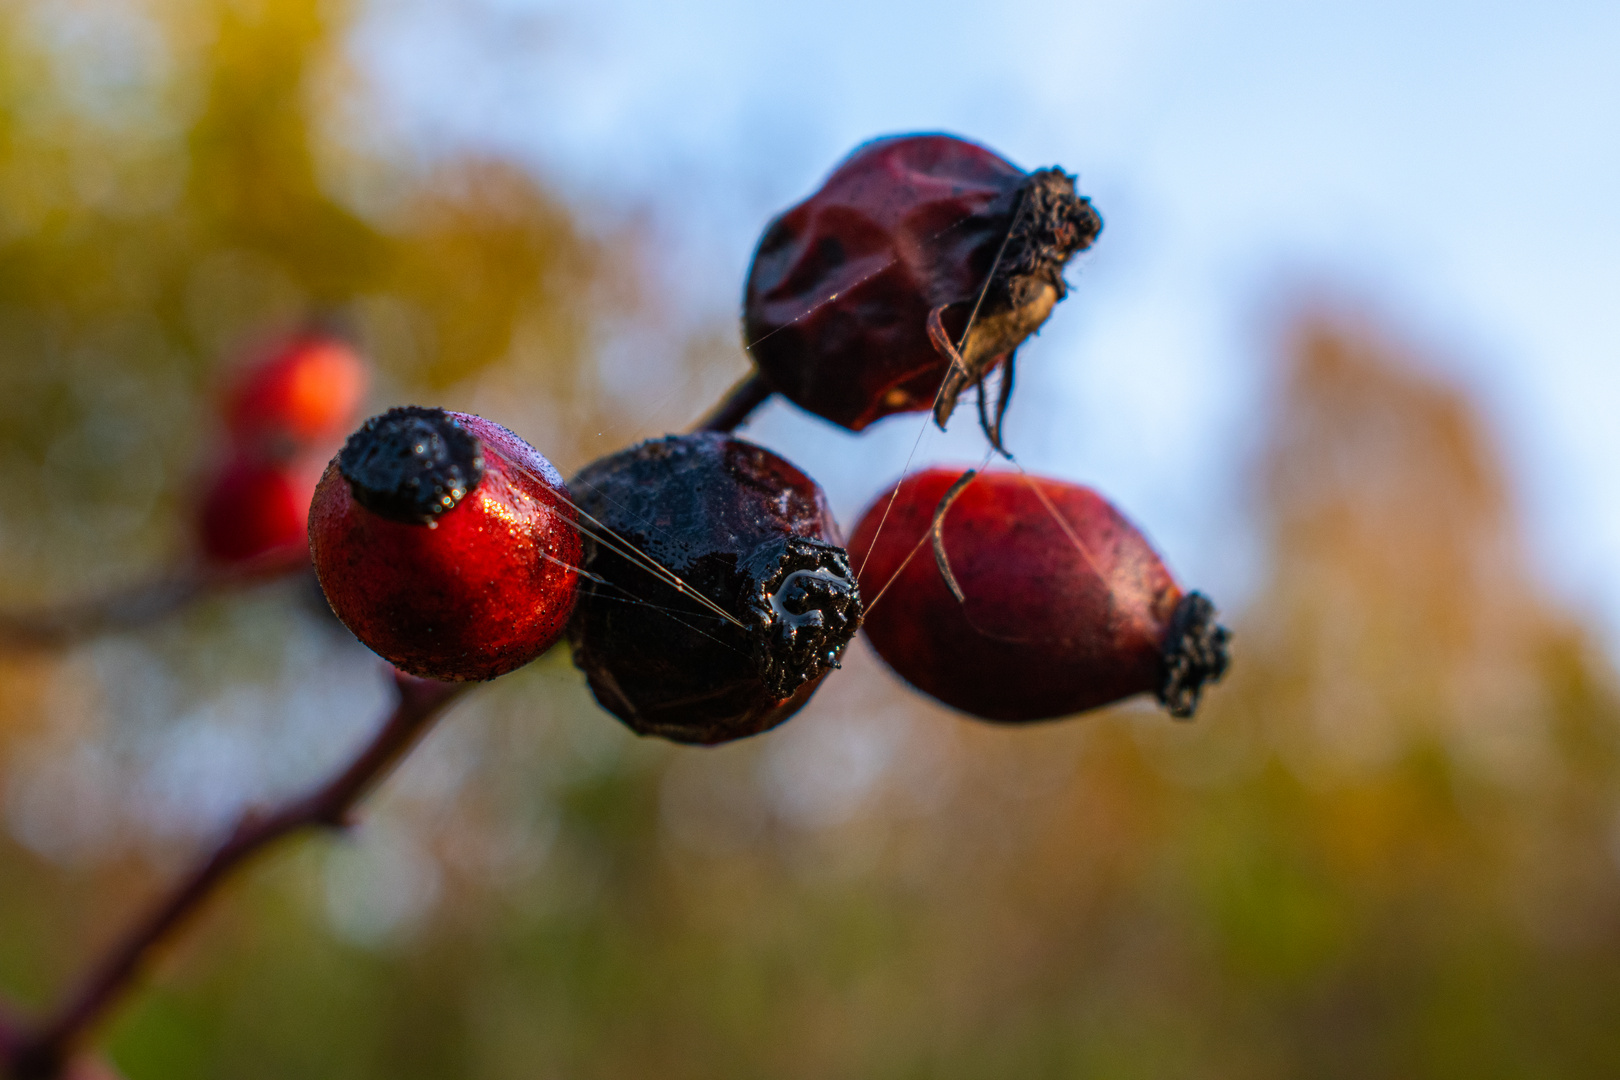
xmin=3 ymin=3 xmax=1620 ymax=1078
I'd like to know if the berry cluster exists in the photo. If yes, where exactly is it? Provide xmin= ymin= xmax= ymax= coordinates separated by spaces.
xmin=3 ymin=132 xmax=1232 ymax=1080
xmin=198 ymin=333 xmax=369 ymax=565
xmin=310 ymin=133 xmax=1230 ymax=741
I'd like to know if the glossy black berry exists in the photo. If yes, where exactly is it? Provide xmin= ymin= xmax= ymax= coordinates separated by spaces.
xmin=567 ymin=433 xmax=862 ymax=744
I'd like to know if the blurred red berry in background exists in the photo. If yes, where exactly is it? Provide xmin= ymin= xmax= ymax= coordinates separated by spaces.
xmin=197 ymin=455 xmax=316 ymax=566
xmin=195 ymin=331 xmax=372 ymax=567
xmin=225 ymin=333 xmax=369 ymax=457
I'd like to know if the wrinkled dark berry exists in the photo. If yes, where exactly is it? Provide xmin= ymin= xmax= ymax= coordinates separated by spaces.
xmin=567 ymin=433 xmax=862 ymax=745
xmin=743 ymin=134 xmax=1101 ymax=444
xmin=850 ymin=468 xmax=1229 ymax=721
xmin=309 ymin=407 xmax=580 ymax=681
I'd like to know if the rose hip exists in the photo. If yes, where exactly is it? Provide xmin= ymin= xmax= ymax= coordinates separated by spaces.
xmin=742 ymin=134 xmax=1101 ymax=443
xmin=567 ymin=433 xmax=862 ymax=745
xmin=849 ymin=468 xmax=1229 ymax=721
xmin=309 ymin=407 xmax=580 ymax=682
xmin=226 ymin=332 xmax=368 ymax=456
xmin=198 ymin=455 xmax=315 ymax=565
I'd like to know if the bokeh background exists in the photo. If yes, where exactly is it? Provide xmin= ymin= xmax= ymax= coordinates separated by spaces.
xmin=3 ymin=0 xmax=1620 ymax=1076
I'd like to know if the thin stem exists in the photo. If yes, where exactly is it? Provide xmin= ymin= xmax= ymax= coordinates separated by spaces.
xmin=5 ymin=670 xmax=469 ymax=1080
xmin=0 ymin=557 xmax=310 ymax=651
xmin=692 ymin=371 xmax=773 ymax=434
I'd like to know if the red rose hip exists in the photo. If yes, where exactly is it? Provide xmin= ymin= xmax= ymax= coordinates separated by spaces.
xmin=198 ymin=455 xmax=315 ymax=565
xmin=850 ymin=468 xmax=1229 ymax=721
xmin=309 ymin=407 xmax=580 ymax=681
xmin=742 ymin=134 xmax=1101 ymax=444
xmin=226 ymin=332 xmax=369 ymax=456
xmin=567 ymin=433 xmax=862 ymax=745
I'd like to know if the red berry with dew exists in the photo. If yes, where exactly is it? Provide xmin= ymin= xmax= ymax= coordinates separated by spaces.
xmin=849 ymin=467 xmax=1229 ymax=721
xmin=742 ymin=134 xmax=1101 ymax=447
xmin=567 ymin=433 xmax=862 ymax=745
xmin=309 ymin=407 xmax=580 ymax=682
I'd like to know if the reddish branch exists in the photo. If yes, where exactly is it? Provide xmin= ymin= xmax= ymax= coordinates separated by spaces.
xmin=693 ymin=371 xmax=773 ymax=434
xmin=3 ymin=670 xmax=468 ymax=1080
xmin=0 ymin=357 xmax=766 ymax=1080
xmin=0 ymin=557 xmax=311 ymax=651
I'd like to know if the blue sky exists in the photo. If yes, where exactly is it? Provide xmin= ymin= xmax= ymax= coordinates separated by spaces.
xmin=359 ymin=0 xmax=1620 ymax=649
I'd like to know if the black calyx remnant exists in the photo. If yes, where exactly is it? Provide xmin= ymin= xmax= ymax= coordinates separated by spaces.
xmin=1157 ymin=591 xmax=1232 ymax=720
xmin=998 ymin=168 xmax=1103 ymax=311
xmin=339 ymin=406 xmax=485 ymax=525
xmin=740 ymin=537 xmax=862 ymax=701
xmin=936 ymin=167 xmax=1103 ymax=445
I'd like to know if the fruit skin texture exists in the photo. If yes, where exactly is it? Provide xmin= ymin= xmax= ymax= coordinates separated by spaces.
xmin=743 ymin=133 xmax=1101 ymax=435
xmin=309 ymin=408 xmax=580 ymax=682
xmin=198 ymin=455 xmax=316 ymax=564
xmin=849 ymin=468 xmax=1228 ymax=722
xmin=567 ymin=433 xmax=862 ymax=745
xmin=226 ymin=333 xmax=369 ymax=456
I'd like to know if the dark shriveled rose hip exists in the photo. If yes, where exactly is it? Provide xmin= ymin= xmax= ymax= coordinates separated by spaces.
xmin=567 ymin=433 xmax=862 ymax=745
xmin=850 ymin=468 xmax=1229 ymax=722
xmin=742 ymin=134 xmax=1101 ymax=443
xmin=309 ymin=407 xmax=580 ymax=682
